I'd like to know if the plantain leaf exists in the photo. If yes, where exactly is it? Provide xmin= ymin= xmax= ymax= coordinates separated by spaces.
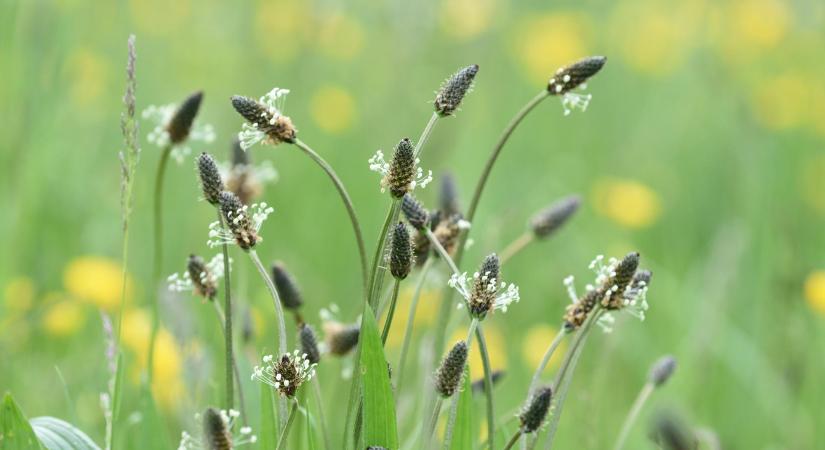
xmin=449 ymin=366 xmax=473 ymax=450
xmin=1 ymin=393 xmax=44 ymax=450
xmin=30 ymin=417 xmax=101 ymax=450
xmin=359 ymin=305 xmax=399 ymax=449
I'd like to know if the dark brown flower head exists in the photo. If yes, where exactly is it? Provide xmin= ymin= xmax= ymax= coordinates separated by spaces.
xmin=563 ymin=287 xmax=603 ymax=331
xmin=299 ymin=324 xmax=321 ymax=365
xmin=439 ymin=172 xmax=461 ymax=216
xmin=649 ymin=355 xmax=677 ymax=387
xmin=323 ymin=321 xmax=360 ymax=356
xmin=649 ymin=410 xmax=697 ymax=450
xmin=218 ymin=191 xmax=260 ymax=250
xmin=387 ymin=138 xmax=416 ymax=198
xmin=230 ymin=137 xmax=250 ymax=167
xmin=231 ymin=94 xmax=296 ymax=146
xmin=187 ymin=254 xmax=218 ymax=300
xmin=602 ymin=252 xmax=640 ymax=309
xmin=433 ymin=213 xmax=468 ymax=257
xmin=435 ymin=340 xmax=468 ymax=397
xmin=252 ymin=351 xmax=315 ymax=398
xmin=202 ymin=407 xmax=232 ymax=450
xmin=271 ymin=262 xmax=303 ymax=310
xmin=401 ymin=194 xmax=429 ymax=230
xmin=412 ymin=230 xmax=431 ymax=267
xmin=389 ymin=222 xmax=413 ymax=280
xmin=167 ymin=91 xmax=203 ymax=144
xmin=468 ymin=254 xmax=501 ymax=319
xmin=471 ymin=370 xmax=506 ymax=393
xmin=519 ymin=386 xmax=553 ymax=433
xmin=226 ymin=165 xmax=263 ymax=206
xmin=529 ymin=195 xmax=581 ymax=239
xmin=632 ymin=269 xmax=653 ymax=290
xmin=435 ymin=64 xmax=479 ymax=116
xmin=197 ymin=152 xmax=224 ymax=206
xmin=547 ymin=56 xmax=606 ymax=95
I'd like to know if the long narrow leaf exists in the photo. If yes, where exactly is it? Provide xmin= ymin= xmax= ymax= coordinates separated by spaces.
xmin=30 ymin=417 xmax=101 ymax=450
xmin=1 ymin=393 xmax=44 ymax=450
xmin=359 ymin=305 xmax=399 ymax=449
xmin=449 ymin=367 xmax=474 ymax=450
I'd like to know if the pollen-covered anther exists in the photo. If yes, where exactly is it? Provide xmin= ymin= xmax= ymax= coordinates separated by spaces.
xmin=547 ymin=56 xmax=606 ymax=115
xmin=602 ymin=252 xmax=640 ymax=310
xmin=251 ymin=350 xmax=316 ymax=398
xmin=448 ymin=253 xmax=519 ymax=319
xmin=210 ymin=192 xmax=274 ymax=250
xmin=231 ymin=88 xmax=297 ymax=150
xmin=368 ymin=139 xmax=432 ymax=196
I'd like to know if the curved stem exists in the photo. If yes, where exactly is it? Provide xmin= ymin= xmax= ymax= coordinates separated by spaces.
xmin=380 ymin=279 xmax=402 ymax=345
xmin=396 ymin=259 xmax=434 ymax=396
xmin=413 ymin=112 xmax=439 ymax=158
xmin=527 ymin=326 xmax=568 ymax=396
xmin=612 ymin=383 xmax=655 ymax=450
xmin=148 ymin=144 xmax=172 ymax=383
xmin=499 ymin=232 xmax=535 ymax=265
xmin=475 ymin=325 xmax=495 ymax=450
xmin=423 ymin=398 xmax=443 ymax=450
xmin=311 ymin=377 xmax=332 ymax=450
xmin=503 ymin=429 xmax=524 ymax=450
xmin=248 ymin=249 xmax=288 ymax=429
xmin=367 ymin=200 xmax=399 ymax=310
xmin=424 ymin=229 xmax=461 ymax=275
xmin=293 ymin=139 xmax=368 ymax=296
xmin=217 ymin=213 xmax=234 ymax=412
xmin=275 ymin=400 xmax=299 ymax=450
xmin=211 ymin=302 xmax=248 ymax=425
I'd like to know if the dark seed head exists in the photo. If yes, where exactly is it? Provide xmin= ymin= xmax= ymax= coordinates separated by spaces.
xmin=231 ymin=95 xmax=296 ymax=145
xmin=167 ymin=91 xmax=203 ymax=144
xmin=401 ymin=194 xmax=429 ymax=230
xmin=325 ymin=322 xmax=360 ymax=356
xmin=271 ymin=262 xmax=303 ymax=310
xmin=632 ymin=269 xmax=653 ymax=290
xmin=468 ymin=254 xmax=501 ymax=319
xmin=649 ymin=355 xmax=677 ymax=387
xmin=471 ymin=370 xmax=506 ymax=393
xmin=300 ymin=324 xmax=321 ymax=365
xmin=202 ymin=407 xmax=232 ymax=450
xmin=649 ymin=410 xmax=697 ymax=450
xmin=187 ymin=254 xmax=217 ymax=300
xmin=439 ymin=172 xmax=461 ymax=216
xmin=389 ymin=222 xmax=413 ymax=280
xmin=230 ymin=137 xmax=250 ymax=167
xmin=219 ymin=191 xmax=259 ymax=250
xmin=412 ymin=230 xmax=430 ymax=267
xmin=433 ymin=213 xmax=466 ymax=257
xmin=529 ymin=195 xmax=581 ymax=239
xmin=387 ymin=138 xmax=416 ymax=198
xmin=520 ymin=386 xmax=553 ymax=433
xmin=603 ymin=252 xmax=641 ymax=309
xmin=197 ymin=152 xmax=224 ymax=206
xmin=563 ymin=287 xmax=603 ymax=330
xmin=435 ymin=340 xmax=468 ymax=397
xmin=547 ymin=56 xmax=607 ymax=95
xmin=435 ymin=64 xmax=479 ymax=116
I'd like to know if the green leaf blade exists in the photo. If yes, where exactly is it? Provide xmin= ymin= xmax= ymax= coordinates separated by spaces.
xmin=30 ymin=417 xmax=101 ymax=450
xmin=449 ymin=367 xmax=474 ymax=450
xmin=360 ymin=305 xmax=399 ymax=449
xmin=1 ymin=393 xmax=44 ymax=450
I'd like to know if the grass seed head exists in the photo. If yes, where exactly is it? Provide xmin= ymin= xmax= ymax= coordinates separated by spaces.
xmin=300 ymin=324 xmax=321 ymax=365
xmin=649 ymin=355 xmax=677 ymax=387
xmin=439 ymin=171 xmax=462 ymax=216
xmin=231 ymin=95 xmax=296 ymax=145
xmin=435 ymin=64 xmax=479 ymax=116
xmin=435 ymin=340 xmax=468 ymax=397
xmin=167 ymin=91 xmax=203 ymax=144
xmin=530 ymin=195 xmax=581 ymax=239
xmin=187 ymin=254 xmax=218 ymax=300
xmin=389 ymin=222 xmax=413 ymax=280
xmin=520 ymin=386 xmax=553 ymax=433
xmin=401 ymin=194 xmax=429 ymax=230
xmin=271 ymin=261 xmax=303 ymax=310
xmin=219 ymin=191 xmax=259 ymax=250
xmin=387 ymin=138 xmax=416 ymax=198
xmin=547 ymin=56 xmax=606 ymax=95
xmin=197 ymin=152 xmax=224 ymax=206
xmin=202 ymin=407 xmax=233 ymax=450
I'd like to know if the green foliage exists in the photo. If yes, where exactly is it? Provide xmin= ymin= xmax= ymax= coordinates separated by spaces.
xmin=259 ymin=381 xmax=278 ymax=449
xmin=1 ymin=393 xmax=43 ymax=450
xmin=30 ymin=417 xmax=101 ymax=450
xmin=359 ymin=305 xmax=399 ymax=449
xmin=449 ymin=367 xmax=474 ymax=450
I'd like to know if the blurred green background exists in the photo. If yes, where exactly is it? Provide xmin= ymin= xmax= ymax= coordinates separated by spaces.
xmin=1 ymin=0 xmax=824 ymax=448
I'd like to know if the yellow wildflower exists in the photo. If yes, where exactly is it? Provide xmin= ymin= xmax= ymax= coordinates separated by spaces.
xmin=316 ymin=13 xmax=364 ymax=60
xmin=42 ymin=298 xmax=86 ymax=337
xmin=310 ymin=86 xmax=357 ymax=134
xmin=64 ymin=256 xmax=132 ymax=311
xmin=522 ymin=324 xmax=567 ymax=374
xmin=805 ymin=271 xmax=825 ymax=315
xmin=592 ymin=178 xmax=663 ymax=229
xmin=385 ymin=286 xmax=440 ymax=348
xmin=4 ymin=276 xmax=35 ymax=314
xmin=609 ymin=3 xmax=691 ymax=76
xmin=750 ymin=72 xmax=808 ymax=130
xmin=439 ymin=0 xmax=496 ymax=40
xmin=513 ymin=13 xmax=593 ymax=85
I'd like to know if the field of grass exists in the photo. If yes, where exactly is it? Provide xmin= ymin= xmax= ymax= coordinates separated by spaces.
xmin=1 ymin=0 xmax=824 ymax=449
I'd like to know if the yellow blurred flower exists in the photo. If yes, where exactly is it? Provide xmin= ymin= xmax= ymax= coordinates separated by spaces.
xmin=592 ymin=178 xmax=662 ymax=229
xmin=4 ymin=276 xmax=35 ymax=314
xmin=610 ymin=3 xmax=692 ymax=76
xmin=750 ymin=72 xmax=809 ymax=130
xmin=715 ymin=0 xmax=789 ymax=63
xmin=65 ymin=48 xmax=110 ymax=110
xmin=522 ymin=324 xmax=566 ymax=374
xmin=450 ymin=322 xmax=506 ymax=379
xmin=807 ymin=78 xmax=825 ymax=138
xmin=64 ymin=256 xmax=132 ymax=311
xmin=513 ymin=12 xmax=593 ymax=85
xmin=129 ymin=0 xmax=190 ymax=36
xmin=120 ymin=308 xmax=183 ymax=409
xmin=805 ymin=271 xmax=825 ymax=314
xmin=42 ymin=298 xmax=86 ymax=337
xmin=316 ymin=13 xmax=365 ymax=60
xmin=800 ymin=154 xmax=825 ymax=215
xmin=310 ymin=86 xmax=357 ymax=134
xmin=385 ymin=286 xmax=440 ymax=348
xmin=439 ymin=0 xmax=496 ymax=40
xmin=255 ymin=0 xmax=310 ymax=63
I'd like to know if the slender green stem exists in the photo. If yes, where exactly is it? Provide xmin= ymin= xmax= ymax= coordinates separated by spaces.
xmin=367 ymin=200 xmax=399 ymax=309
xmin=248 ymin=249 xmax=288 ymax=430
xmin=311 ymin=377 xmax=332 ymax=450
xmin=423 ymin=398 xmax=443 ymax=450
xmin=375 ymin=279 xmax=396 ymax=320
xmin=541 ymin=308 xmax=602 ymax=449
xmin=293 ymin=139 xmax=368 ymax=296
xmin=424 ymin=229 xmax=461 ymax=275
xmin=527 ymin=326 xmax=568 ymax=395
xmin=499 ymin=232 xmax=535 ymax=265
xmin=396 ymin=258 xmax=434 ymax=396
xmin=211 ymin=302 xmax=248 ymax=425
xmin=380 ymin=279 xmax=402 ymax=345
xmin=275 ymin=400 xmax=299 ymax=450
xmin=503 ymin=429 xmax=524 ymax=450
xmin=148 ymin=144 xmax=172 ymax=383
xmin=413 ymin=112 xmax=439 ymax=158
xmin=475 ymin=325 xmax=495 ymax=450
xmin=612 ymin=383 xmax=655 ymax=450
xmin=216 ymin=213 xmax=234 ymax=412
xmin=441 ymin=319 xmax=479 ymax=449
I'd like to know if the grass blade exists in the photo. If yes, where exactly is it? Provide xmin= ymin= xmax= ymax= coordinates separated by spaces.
xmin=449 ymin=367 xmax=474 ymax=450
xmin=360 ymin=304 xmax=399 ymax=449
xmin=1 ymin=393 xmax=44 ymax=449
xmin=30 ymin=416 xmax=101 ymax=450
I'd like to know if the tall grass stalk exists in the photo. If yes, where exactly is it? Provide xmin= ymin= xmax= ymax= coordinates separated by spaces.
xmin=147 ymin=143 xmax=172 ymax=383
xmin=612 ymin=382 xmax=655 ymax=450
xmin=380 ymin=279 xmax=402 ymax=344
xmin=276 ymin=400 xmax=300 ymax=450
xmin=216 ymin=213 xmax=235 ymax=412
xmin=311 ymin=377 xmax=332 ymax=450
xmin=499 ymin=231 xmax=534 ymax=264
xmin=211 ymin=301 xmax=248 ymax=425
